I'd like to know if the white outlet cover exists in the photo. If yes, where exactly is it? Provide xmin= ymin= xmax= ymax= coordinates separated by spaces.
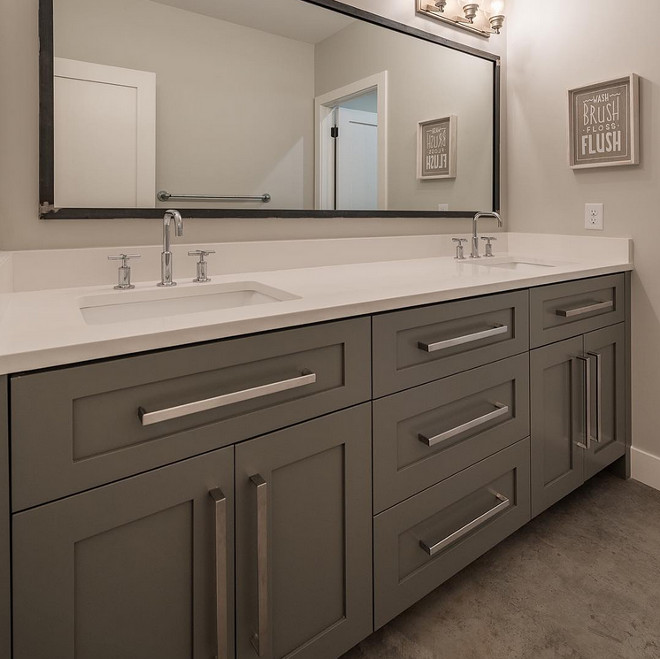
xmin=585 ymin=203 xmax=604 ymax=231
xmin=438 ymin=203 xmax=449 ymax=211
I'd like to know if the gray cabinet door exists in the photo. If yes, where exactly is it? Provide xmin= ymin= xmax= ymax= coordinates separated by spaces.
xmin=235 ymin=405 xmax=372 ymax=659
xmin=0 ymin=377 xmax=9 ymax=659
xmin=584 ymin=323 xmax=627 ymax=480
xmin=13 ymin=447 xmax=234 ymax=659
xmin=531 ymin=336 xmax=585 ymax=517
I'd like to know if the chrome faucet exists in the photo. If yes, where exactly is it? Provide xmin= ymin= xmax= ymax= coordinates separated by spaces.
xmin=471 ymin=211 xmax=502 ymax=258
xmin=158 ymin=210 xmax=184 ymax=286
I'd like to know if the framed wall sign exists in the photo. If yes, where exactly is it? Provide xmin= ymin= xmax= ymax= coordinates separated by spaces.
xmin=417 ymin=115 xmax=457 ymax=179
xmin=568 ymin=74 xmax=639 ymax=169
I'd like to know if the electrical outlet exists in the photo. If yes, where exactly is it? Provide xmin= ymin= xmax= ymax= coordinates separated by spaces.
xmin=438 ymin=203 xmax=449 ymax=211
xmin=585 ymin=203 xmax=604 ymax=230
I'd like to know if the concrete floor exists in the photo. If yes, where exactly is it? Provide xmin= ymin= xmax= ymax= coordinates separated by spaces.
xmin=342 ymin=472 xmax=660 ymax=659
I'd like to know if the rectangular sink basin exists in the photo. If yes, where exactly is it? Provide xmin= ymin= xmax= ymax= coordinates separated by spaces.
xmin=477 ymin=260 xmax=557 ymax=271
xmin=79 ymin=281 xmax=300 ymax=325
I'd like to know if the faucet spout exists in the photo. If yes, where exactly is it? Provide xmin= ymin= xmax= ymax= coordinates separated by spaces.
xmin=159 ymin=210 xmax=184 ymax=287
xmin=471 ymin=211 xmax=502 ymax=258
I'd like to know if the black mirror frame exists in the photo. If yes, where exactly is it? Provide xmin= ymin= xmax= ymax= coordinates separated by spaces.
xmin=38 ymin=0 xmax=500 ymax=220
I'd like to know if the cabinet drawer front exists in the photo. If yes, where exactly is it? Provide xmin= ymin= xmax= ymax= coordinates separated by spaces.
xmin=11 ymin=318 xmax=370 ymax=511
xmin=13 ymin=446 xmax=234 ymax=659
xmin=530 ymin=274 xmax=625 ymax=348
xmin=372 ymin=291 xmax=529 ymax=397
xmin=373 ymin=439 xmax=530 ymax=629
xmin=373 ymin=353 xmax=529 ymax=513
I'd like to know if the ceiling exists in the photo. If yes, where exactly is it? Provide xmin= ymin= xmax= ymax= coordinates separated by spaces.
xmin=150 ymin=0 xmax=355 ymax=44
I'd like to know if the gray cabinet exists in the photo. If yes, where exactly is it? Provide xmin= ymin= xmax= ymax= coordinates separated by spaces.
xmin=235 ymin=405 xmax=373 ymax=659
xmin=531 ymin=324 xmax=627 ymax=517
xmin=13 ymin=446 xmax=235 ymax=659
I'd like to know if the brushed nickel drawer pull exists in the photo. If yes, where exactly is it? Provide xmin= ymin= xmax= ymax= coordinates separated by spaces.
xmin=418 ymin=324 xmax=508 ymax=353
xmin=137 ymin=370 xmax=317 ymax=426
xmin=419 ymin=491 xmax=511 ymax=557
xmin=209 ymin=488 xmax=228 ymax=659
xmin=587 ymin=351 xmax=603 ymax=444
xmin=418 ymin=402 xmax=509 ymax=447
xmin=250 ymin=474 xmax=269 ymax=657
xmin=555 ymin=300 xmax=613 ymax=318
xmin=576 ymin=355 xmax=592 ymax=450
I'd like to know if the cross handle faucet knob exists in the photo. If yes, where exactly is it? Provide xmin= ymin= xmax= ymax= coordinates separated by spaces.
xmin=107 ymin=254 xmax=141 ymax=290
xmin=480 ymin=236 xmax=497 ymax=257
xmin=452 ymin=238 xmax=468 ymax=261
xmin=188 ymin=250 xmax=216 ymax=283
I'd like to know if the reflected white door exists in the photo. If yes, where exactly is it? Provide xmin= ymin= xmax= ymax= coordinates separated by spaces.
xmin=335 ymin=108 xmax=378 ymax=211
xmin=54 ymin=58 xmax=156 ymax=208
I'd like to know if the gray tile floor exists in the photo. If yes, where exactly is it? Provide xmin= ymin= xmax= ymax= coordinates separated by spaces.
xmin=342 ymin=472 xmax=660 ymax=659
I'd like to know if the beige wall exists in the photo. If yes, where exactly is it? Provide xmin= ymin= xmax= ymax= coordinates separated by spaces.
xmin=0 ymin=0 xmax=505 ymax=250
xmin=315 ymin=20 xmax=493 ymax=211
xmin=506 ymin=0 xmax=657 ymax=457
xmin=54 ymin=0 xmax=315 ymax=211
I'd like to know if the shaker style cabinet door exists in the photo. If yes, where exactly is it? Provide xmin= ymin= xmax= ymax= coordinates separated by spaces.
xmin=530 ymin=337 xmax=585 ymax=517
xmin=583 ymin=323 xmax=627 ymax=480
xmin=235 ymin=404 xmax=373 ymax=659
xmin=12 ymin=446 xmax=234 ymax=659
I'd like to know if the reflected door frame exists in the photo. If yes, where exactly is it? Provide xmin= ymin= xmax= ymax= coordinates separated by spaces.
xmin=315 ymin=71 xmax=388 ymax=211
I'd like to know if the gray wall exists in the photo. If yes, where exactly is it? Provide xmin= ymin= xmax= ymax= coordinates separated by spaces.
xmin=315 ymin=20 xmax=493 ymax=212
xmin=505 ymin=0 xmax=655 ymax=461
xmin=54 ymin=0 xmax=315 ymax=210
xmin=0 ymin=0 xmax=506 ymax=250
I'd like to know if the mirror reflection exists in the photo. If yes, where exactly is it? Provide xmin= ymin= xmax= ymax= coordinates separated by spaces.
xmin=52 ymin=0 xmax=495 ymax=212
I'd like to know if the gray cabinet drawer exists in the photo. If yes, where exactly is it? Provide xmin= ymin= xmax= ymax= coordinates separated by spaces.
xmin=373 ymin=438 xmax=530 ymax=629
xmin=373 ymin=353 xmax=529 ymax=513
xmin=530 ymin=274 xmax=625 ymax=348
xmin=10 ymin=318 xmax=371 ymax=511
xmin=372 ymin=291 xmax=529 ymax=397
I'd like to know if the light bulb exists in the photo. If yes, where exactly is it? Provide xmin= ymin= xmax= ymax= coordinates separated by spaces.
xmin=489 ymin=0 xmax=505 ymax=15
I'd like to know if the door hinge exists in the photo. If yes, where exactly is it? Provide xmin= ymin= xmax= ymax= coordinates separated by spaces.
xmin=331 ymin=126 xmax=339 ymax=138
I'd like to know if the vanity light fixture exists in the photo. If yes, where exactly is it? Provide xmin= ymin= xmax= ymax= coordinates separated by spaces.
xmin=417 ymin=0 xmax=506 ymax=38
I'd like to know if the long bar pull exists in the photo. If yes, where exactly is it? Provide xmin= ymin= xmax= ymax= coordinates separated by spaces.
xmin=138 ymin=371 xmax=316 ymax=426
xmin=419 ymin=491 xmax=511 ymax=556
xmin=418 ymin=403 xmax=509 ymax=447
xmin=576 ymin=355 xmax=592 ymax=450
xmin=250 ymin=475 xmax=269 ymax=657
xmin=587 ymin=351 xmax=603 ymax=443
xmin=555 ymin=300 xmax=613 ymax=318
xmin=418 ymin=323 xmax=508 ymax=353
xmin=209 ymin=488 xmax=228 ymax=659
xmin=158 ymin=191 xmax=271 ymax=203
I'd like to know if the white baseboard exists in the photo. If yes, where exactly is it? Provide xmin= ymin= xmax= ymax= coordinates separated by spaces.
xmin=631 ymin=447 xmax=660 ymax=491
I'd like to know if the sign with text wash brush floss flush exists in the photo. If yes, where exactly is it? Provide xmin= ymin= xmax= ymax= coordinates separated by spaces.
xmin=568 ymin=74 xmax=640 ymax=169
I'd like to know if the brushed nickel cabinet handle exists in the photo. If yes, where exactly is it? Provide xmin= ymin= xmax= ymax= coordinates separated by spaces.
xmin=419 ymin=491 xmax=511 ymax=557
xmin=418 ymin=323 xmax=508 ymax=353
xmin=250 ymin=475 xmax=269 ymax=657
xmin=418 ymin=402 xmax=509 ymax=447
xmin=576 ymin=355 xmax=592 ymax=450
xmin=209 ymin=488 xmax=228 ymax=659
xmin=555 ymin=300 xmax=613 ymax=318
xmin=587 ymin=351 xmax=603 ymax=443
xmin=137 ymin=371 xmax=317 ymax=426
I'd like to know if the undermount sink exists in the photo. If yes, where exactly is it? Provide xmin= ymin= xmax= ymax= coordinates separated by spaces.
xmin=476 ymin=260 xmax=557 ymax=271
xmin=79 ymin=281 xmax=300 ymax=325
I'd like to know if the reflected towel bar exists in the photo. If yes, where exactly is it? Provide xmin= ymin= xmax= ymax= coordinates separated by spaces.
xmin=157 ymin=191 xmax=271 ymax=203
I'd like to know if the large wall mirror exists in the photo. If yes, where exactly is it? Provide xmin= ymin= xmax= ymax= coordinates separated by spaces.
xmin=39 ymin=0 xmax=500 ymax=219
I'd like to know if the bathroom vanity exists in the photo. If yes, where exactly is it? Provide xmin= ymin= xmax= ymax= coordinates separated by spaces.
xmin=0 ymin=236 xmax=632 ymax=659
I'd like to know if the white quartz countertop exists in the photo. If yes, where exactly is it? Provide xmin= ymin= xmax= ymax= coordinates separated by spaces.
xmin=0 ymin=233 xmax=633 ymax=375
